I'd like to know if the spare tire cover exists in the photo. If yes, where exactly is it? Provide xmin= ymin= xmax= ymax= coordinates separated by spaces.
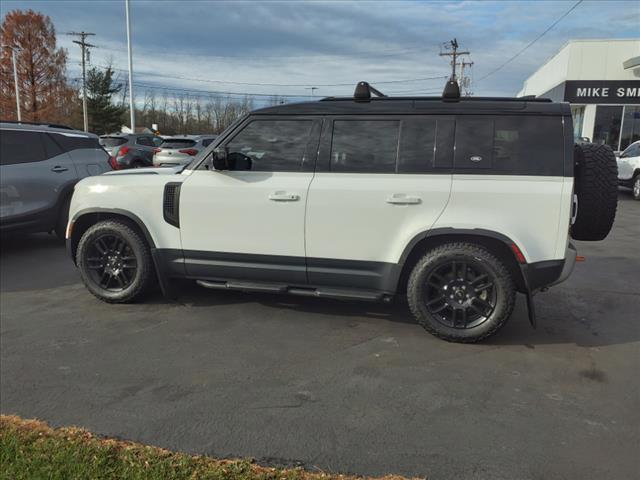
xmin=571 ymin=143 xmax=618 ymax=241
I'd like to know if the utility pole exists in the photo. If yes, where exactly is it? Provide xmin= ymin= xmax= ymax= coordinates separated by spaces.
xmin=305 ymin=87 xmax=319 ymax=97
xmin=68 ymin=31 xmax=95 ymax=132
xmin=125 ymin=0 xmax=136 ymax=132
xmin=460 ymin=60 xmax=474 ymax=96
xmin=439 ymin=38 xmax=470 ymax=82
xmin=1 ymin=45 xmax=21 ymax=121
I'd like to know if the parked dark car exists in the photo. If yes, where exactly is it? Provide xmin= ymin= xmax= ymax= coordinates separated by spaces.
xmin=0 ymin=121 xmax=112 ymax=239
xmin=99 ymin=134 xmax=163 ymax=169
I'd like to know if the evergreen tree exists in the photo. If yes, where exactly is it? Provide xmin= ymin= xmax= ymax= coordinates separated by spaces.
xmin=86 ymin=66 xmax=126 ymax=135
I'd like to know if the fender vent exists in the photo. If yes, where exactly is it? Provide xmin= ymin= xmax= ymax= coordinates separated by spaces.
xmin=163 ymin=182 xmax=181 ymax=228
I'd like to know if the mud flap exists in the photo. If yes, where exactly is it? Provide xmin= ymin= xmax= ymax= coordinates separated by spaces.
xmin=525 ymin=289 xmax=537 ymax=329
xmin=519 ymin=264 xmax=537 ymax=329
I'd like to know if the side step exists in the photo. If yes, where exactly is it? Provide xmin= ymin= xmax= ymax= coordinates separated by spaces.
xmin=196 ymin=280 xmax=389 ymax=302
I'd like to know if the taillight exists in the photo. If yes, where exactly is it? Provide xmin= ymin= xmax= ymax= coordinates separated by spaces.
xmin=179 ymin=148 xmax=198 ymax=156
xmin=510 ymin=243 xmax=526 ymax=264
xmin=108 ymin=156 xmax=121 ymax=170
xmin=153 ymin=148 xmax=161 ymax=154
xmin=117 ymin=146 xmax=130 ymax=157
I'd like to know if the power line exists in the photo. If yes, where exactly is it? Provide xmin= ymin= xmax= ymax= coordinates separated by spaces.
xmin=89 ymin=43 xmax=429 ymax=62
xmin=476 ymin=0 xmax=584 ymax=82
xmin=86 ymin=63 xmax=448 ymax=88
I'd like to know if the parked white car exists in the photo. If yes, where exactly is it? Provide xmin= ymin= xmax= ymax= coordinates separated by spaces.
xmin=617 ymin=140 xmax=640 ymax=200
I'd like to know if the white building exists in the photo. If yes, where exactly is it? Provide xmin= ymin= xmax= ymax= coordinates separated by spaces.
xmin=518 ymin=39 xmax=640 ymax=151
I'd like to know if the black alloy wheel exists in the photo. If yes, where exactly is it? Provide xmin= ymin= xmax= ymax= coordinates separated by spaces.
xmin=84 ymin=234 xmax=138 ymax=291
xmin=76 ymin=220 xmax=153 ymax=303
xmin=407 ymin=242 xmax=516 ymax=343
xmin=423 ymin=259 xmax=497 ymax=329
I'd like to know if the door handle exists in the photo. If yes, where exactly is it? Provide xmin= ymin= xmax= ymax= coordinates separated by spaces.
xmin=386 ymin=194 xmax=421 ymax=205
xmin=51 ymin=166 xmax=69 ymax=173
xmin=268 ymin=192 xmax=299 ymax=202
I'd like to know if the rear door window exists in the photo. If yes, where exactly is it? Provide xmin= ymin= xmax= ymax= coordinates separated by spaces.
xmin=0 ymin=130 xmax=48 ymax=165
xmin=398 ymin=118 xmax=436 ymax=173
xmin=331 ymin=120 xmax=399 ymax=173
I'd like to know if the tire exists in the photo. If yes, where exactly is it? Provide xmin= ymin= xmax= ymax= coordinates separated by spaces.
xmin=407 ymin=242 xmax=516 ymax=343
xmin=54 ymin=196 xmax=71 ymax=241
xmin=76 ymin=220 xmax=153 ymax=303
xmin=633 ymin=175 xmax=640 ymax=201
xmin=571 ymin=143 xmax=618 ymax=241
xmin=131 ymin=161 xmax=144 ymax=169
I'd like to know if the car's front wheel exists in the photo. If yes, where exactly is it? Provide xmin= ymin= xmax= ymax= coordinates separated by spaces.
xmin=407 ymin=242 xmax=516 ymax=343
xmin=76 ymin=220 xmax=153 ymax=303
xmin=633 ymin=175 xmax=640 ymax=201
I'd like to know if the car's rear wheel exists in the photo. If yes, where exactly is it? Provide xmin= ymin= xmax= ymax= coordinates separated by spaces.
xmin=407 ymin=242 xmax=516 ymax=343
xmin=76 ymin=220 xmax=153 ymax=303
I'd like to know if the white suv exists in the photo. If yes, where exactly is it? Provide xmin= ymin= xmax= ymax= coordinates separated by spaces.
xmin=617 ymin=140 xmax=640 ymax=200
xmin=66 ymin=82 xmax=618 ymax=343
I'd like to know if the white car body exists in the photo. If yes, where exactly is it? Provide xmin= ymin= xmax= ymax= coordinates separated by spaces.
xmin=617 ymin=140 xmax=640 ymax=199
xmin=68 ymin=93 xmax=609 ymax=342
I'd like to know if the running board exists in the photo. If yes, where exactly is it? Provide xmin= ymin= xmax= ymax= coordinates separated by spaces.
xmin=196 ymin=280 xmax=388 ymax=302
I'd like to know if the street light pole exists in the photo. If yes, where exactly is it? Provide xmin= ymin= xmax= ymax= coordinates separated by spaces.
xmin=2 ymin=45 xmax=21 ymax=121
xmin=125 ymin=0 xmax=136 ymax=132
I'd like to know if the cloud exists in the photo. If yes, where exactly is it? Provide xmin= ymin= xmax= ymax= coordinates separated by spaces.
xmin=2 ymin=0 xmax=638 ymax=102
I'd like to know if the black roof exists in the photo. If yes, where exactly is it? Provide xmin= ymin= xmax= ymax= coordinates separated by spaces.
xmin=253 ymin=96 xmax=570 ymax=116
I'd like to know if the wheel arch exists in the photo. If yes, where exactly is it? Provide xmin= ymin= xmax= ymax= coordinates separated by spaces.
xmin=394 ymin=228 xmax=527 ymax=294
xmin=68 ymin=208 xmax=156 ymax=264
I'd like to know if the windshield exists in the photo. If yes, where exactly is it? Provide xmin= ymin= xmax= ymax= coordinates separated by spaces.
xmin=99 ymin=137 xmax=127 ymax=147
xmin=161 ymin=139 xmax=197 ymax=149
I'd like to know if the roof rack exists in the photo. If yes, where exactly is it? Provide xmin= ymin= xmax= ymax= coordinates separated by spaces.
xmin=353 ymin=81 xmax=387 ymax=102
xmin=0 ymin=120 xmax=75 ymax=130
xmin=319 ymin=80 xmax=554 ymax=104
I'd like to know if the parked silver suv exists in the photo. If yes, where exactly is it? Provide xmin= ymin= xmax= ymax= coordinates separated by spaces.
xmin=153 ymin=135 xmax=216 ymax=167
xmin=0 ymin=121 xmax=111 ymax=239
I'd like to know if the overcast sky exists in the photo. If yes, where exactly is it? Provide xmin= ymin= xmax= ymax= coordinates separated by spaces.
xmin=2 ymin=0 xmax=639 ymax=105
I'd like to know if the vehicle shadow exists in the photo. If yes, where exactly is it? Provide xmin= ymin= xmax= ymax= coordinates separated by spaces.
xmin=151 ymin=281 xmax=640 ymax=349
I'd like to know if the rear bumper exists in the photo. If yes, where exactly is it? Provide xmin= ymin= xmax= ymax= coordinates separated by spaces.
xmin=522 ymin=243 xmax=577 ymax=292
xmin=153 ymin=154 xmax=191 ymax=167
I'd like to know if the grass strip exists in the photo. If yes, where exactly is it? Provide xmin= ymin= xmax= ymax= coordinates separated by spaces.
xmin=0 ymin=415 xmax=418 ymax=480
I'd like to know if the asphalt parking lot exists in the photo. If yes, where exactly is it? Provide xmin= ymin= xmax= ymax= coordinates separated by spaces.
xmin=1 ymin=191 xmax=638 ymax=480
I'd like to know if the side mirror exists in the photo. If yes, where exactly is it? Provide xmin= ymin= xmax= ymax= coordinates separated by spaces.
xmin=211 ymin=147 xmax=228 ymax=170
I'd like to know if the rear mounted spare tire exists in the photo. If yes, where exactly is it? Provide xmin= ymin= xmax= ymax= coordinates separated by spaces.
xmin=571 ymin=143 xmax=618 ymax=241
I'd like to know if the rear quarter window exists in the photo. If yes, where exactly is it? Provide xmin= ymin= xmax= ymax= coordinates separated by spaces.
xmin=52 ymin=133 xmax=101 ymax=153
xmin=454 ymin=115 xmax=565 ymax=176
